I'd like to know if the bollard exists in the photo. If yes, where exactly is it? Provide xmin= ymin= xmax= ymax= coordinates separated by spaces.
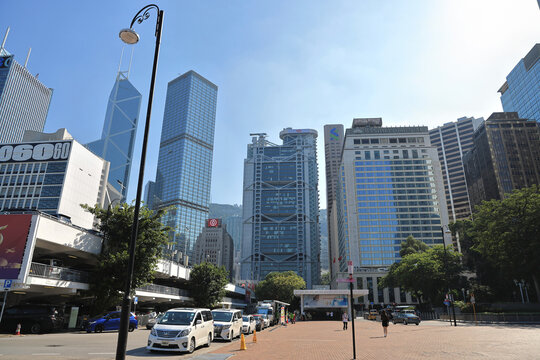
xmin=253 ymin=329 xmax=257 ymax=343
xmin=240 ymin=333 xmax=247 ymax=350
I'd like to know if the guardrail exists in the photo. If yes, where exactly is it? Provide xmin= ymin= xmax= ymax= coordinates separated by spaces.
xmin=440 ymin=313 xmax=540 ymax=323
xmin=137 ymin=283 xmax=190 ymax=297
xmin=29 ymin=262 xmax=90 ymax=283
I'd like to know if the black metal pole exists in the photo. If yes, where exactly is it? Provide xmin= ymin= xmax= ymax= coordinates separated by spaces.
xmin=441 ymin=226 xmax=457 ymax=327
xmin=350 ymin=277 xmax=356 ymax=360
xmin=115 ymin=7 xmax=163 ymax=360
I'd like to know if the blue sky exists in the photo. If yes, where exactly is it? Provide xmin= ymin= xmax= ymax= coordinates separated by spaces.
xmin=2 ymin=0 xmax=539 ymax=207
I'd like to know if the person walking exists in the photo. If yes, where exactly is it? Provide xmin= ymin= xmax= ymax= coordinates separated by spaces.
xmin=381 ymin=309 xmax=390 ymax=337
xmin=342 ymin=312 xmax=349 ymax=330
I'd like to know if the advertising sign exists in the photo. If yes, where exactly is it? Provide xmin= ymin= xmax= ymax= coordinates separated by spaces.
xmin=207 ymin=218 xmax=219 ymax=227
xmin=0 ymin=214 xmax=34 ymax=281
xmin=0 ymin=141 xmax=71 ymax=163
xmin=280 ymin=306 xmax=285 ymax=324
xmin=303 ymin=295 xmax=348 ymax=308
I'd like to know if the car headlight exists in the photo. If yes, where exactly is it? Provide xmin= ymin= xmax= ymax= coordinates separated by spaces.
xmin=179 ymin=328 xmax=191 ymax=337
xmin=150 ymin=328 xmax=157 ymax=336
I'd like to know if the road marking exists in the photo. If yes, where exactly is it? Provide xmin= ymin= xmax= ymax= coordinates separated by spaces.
xmin=32 ymin=354 xmax=61 ymax=356
xmin=88 ymin=353 xmax=115 ymax=355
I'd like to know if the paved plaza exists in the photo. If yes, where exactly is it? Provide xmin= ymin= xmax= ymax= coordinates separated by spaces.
xmin=212 ymin=319 xmax=540 ymax=360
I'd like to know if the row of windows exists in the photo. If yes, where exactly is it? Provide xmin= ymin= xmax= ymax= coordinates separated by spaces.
xmin=354 ymin=160 xmax=431 ymax=166
xmin=353 ymin=137 xmax=425 ymax=145
xmin=355 ymin=165 xmax=429 ymax=171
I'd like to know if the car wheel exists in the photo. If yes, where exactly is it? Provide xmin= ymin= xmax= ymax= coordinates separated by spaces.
xmin=188 ymin=337 xmax=195 ymax=353
xmin=95 ymin=325 xmax=104 ymax=333
xmin=128 ymin=324 xmax=135 ymax=332
xmin=229 ymin=331 xmax=234 ymax=342
xmin=403 ymin=321 xmax=408 ymax=325
xmin=205 ymin=333 xmax=212 ymax=347
xmin=416 ymin=323 xmax=419 ymax=326
xmin=30 ymin=323 xmax=41 ymax=334
xmin=393 ymin=321 xmax=396 ymax=325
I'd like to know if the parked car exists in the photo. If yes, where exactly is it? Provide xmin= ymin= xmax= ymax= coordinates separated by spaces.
xmin=85 ymin=311 xmax=137 ymax=333
xmin=253 ymin=314 xmax=268 ymax=330
xmin=146 ymin=313 xmax=164 ymax=330
xmin=393 ymin=312 xmax=421 ymax=325
xmin=242 ymin=315 xmax=256 ymax=334
xmin=147 ymin=308 xmax=213 ymax=353
xmin=211 ymin=309 xmax=242 ymax=341
xmin=0 ymin=305 xmax=64 ymax=334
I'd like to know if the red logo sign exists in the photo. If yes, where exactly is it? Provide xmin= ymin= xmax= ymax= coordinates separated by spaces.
xmin=208 ymin=219 xmax=219 ymax=227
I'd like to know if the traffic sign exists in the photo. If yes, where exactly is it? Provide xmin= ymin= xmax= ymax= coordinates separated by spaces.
xmin=347 ymin=260 xmax=353 ymax=274
xmin=133 ymin=296 xmax=138 ymax=305
xmin=336 ymin=278 xmax=354 ymax=283
xmin=3 ymin=280 xmax=12 ymax=289
xmin=470 ymin=295 xmax=475 ymax=304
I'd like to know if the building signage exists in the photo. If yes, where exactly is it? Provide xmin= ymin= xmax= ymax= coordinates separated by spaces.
xmin=0 ymin=214 xmax=33 ymax=280
xmin=303 ymin=295 xmax=348 ymax=308
xmin=0 ymin=56 xmax=13 ymax=69
xmin=207 ymin=218 xmax=219 ymax=227
xmin=0 ymin=141 xmax=71 ymax=163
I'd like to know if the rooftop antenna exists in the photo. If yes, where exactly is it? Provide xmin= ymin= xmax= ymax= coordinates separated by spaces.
xmin=1 ymin=26 xmax=10 ymax=53
xmin=117 ymin=45 xmax=125 ymax=75
xmin=24 ymin=48 xmax=31 ymax=68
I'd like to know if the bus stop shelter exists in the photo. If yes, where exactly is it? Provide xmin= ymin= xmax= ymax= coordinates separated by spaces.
xmin=294 ymin=289 xmax=369 ymax=318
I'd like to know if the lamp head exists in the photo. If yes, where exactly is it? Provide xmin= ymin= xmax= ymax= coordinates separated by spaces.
xmin=119 ymin=28 xmax=140 ymax=44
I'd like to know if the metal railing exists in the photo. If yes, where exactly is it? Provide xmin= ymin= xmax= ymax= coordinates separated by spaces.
xmin=137 ymin=283 xmax=190 ymax=297
xmin=29 ymin=262 xmax=90 ymax=283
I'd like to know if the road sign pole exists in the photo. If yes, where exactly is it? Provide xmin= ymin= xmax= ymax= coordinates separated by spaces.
xmin=349 ymin=272 xmax=356 ymax=360
xmin=0 ymin=290 xmax=8 ymax=325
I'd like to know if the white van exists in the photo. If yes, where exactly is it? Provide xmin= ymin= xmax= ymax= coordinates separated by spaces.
xmin=211 ymin=309 xmax=242 ymax=341
xmin=147 ymin=308 xmax=213 ymax=353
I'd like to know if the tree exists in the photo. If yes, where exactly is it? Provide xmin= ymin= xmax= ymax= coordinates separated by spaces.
xmin=189 ymin=262 xmax=229 ymax=308
xmin=399 ymin=235 xmax=428 ymax=257
xmin=469 ymin=185 xmax=540 ymax=302
xmin=320 ymin=272 xmax=330 ymax=286
xmin=255 ymin=271 xmax=306 ymax=305
xmin=83 ymin=204 xmax=170 ymax=314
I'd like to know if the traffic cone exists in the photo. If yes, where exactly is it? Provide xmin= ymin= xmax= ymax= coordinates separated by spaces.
xmin=253 ymin=329 xmax=257 ymax=343
xmin=15 ymin=323 xmax=21 ymax=336
xmin=240 ymin=333 xmax=247 ymax=350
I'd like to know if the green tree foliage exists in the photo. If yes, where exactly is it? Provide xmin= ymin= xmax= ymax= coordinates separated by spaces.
xmin=468 ymin=185 xmax=540 ymax=302
xmin=399 ymin=235 xmax=429 ymax=257
xmin=320 ymin=272 xmax=330 ymax=285
xmin=189 ymin=262 xmax=229 ymax=308
xmin=381 ymin=243 xmax=462 ymax=304
xmin=83 ymin=204 xmax=170 ymax=314
xmin=255 ymin=271 xmax=306 ymax=304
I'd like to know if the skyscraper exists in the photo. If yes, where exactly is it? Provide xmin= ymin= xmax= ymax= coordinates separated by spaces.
xmin=0 ymin=34 xmax=53 ymax=144
xmin=87 ymin=72 xmax=141 ymax=199
xmin=429 ymin=117 xmax=483 ymax=223
xmin=241 ymin=129 xmax=320 ymax=288
xmin=464 ymin=112 xmax=540 ymax=209
xmin=154 ymin=71 xmax=218 ymax=260
xmin=498 ymin=44 xmax=539 ymax=122
xmin=323 ymin=124 xmax=344 ymax=281
xmin=193 ymin=218 xmax=234 ymax=281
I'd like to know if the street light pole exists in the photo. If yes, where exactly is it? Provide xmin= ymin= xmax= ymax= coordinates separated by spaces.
xmin=441 ymin=225 xmax=457 ymax=327
xmin=115 ymin=5 xmax=163 ymax=360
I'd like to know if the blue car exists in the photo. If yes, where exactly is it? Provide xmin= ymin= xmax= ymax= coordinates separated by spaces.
xmin=86 ymin=311 xmax=138 ymax=333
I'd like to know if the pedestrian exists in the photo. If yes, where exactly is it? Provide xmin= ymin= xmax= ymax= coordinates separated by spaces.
xmin=342 ymin=312 xmax=349 ymax=330
xmin=381 ymin=309 xmax=390 ymax=337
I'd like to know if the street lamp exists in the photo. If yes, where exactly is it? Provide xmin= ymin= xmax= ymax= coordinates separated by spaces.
xmin=115 ymin=4 xmax=164 ymax=360
xmin=441 ymin=225 xmax=457 ymax=326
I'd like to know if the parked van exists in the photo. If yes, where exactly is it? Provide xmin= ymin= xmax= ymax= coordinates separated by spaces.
xmin=211 ymin=309 xmax=242 ymax=341
xmin=147 ymin=308 xmax=213 ymax=353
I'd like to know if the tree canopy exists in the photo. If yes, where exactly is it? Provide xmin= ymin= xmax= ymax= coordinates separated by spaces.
xmin=399 ymin=235 xmax=429 ymax=258
xmin=255 ymin=271 xmax=306 ymax=304
xmin=189 ymin=262 xmax=229 ymax=308
xmin=83 ymin=204 xmax=170 ymax=314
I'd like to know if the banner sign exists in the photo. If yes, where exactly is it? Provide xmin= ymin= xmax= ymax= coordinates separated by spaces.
xmin=0 ymin=214 xmax=34 ymax=280
xmin=280 ymin=306 xmax=285 ymax=324
xmin=303 ymin=295 xmax=348 ymax=308
xmin=0 ymin=141 xmax=71 ymax=163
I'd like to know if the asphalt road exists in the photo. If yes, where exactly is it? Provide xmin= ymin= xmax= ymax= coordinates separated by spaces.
xmin=0 ymin=327 xmax=236 ymax=360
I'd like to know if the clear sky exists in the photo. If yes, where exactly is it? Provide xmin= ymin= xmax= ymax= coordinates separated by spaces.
xmin=2 ymin=0 xmax=539 ymax=207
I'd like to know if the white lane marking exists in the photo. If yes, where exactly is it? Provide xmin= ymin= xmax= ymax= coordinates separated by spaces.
xmin=88 ymin=353 xmax=115 ymax=355
xmin=32 ymin=354 xmax=61 ymax=356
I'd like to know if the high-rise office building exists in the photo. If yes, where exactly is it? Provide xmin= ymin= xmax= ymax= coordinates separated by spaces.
xmin=335 ymin=118 xmax=450 ymax=304
xmin=241 ymin=129 xmax=320 ymax=288
xmin=87 ymin=72 xmax=141 ymax=199
xmin=319 ymin=209 xmax=329 ymax=272
xmin=154 ymin=71 xmax=218 ymax=260
xmin=193 ymin=218 xmax=234 ymax=281
xmin=429 ymin=117 xmax=483 ymax=223
xmin=498 ymin=44 xmax=539 ymax=122
xmin=323 ymin=124 xmax=344 ymax=281
xmin=144 ymin=180 xmax=156 ymax=209
xmin=209 ymin=203 xmax=243 ymax=252
xmin=464 ymin=112 xmax=540 ymax=209
xmin=0 ymin=36 xmax=53 ymax=144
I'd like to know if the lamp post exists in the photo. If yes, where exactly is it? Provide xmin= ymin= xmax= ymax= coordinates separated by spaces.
xmin=441 ymin=225 xmax=457 ymax=326
xmin=115 ymin=4 xmax=163 ymax=360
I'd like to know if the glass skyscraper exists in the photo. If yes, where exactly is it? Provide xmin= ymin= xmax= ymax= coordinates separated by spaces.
xmin=154 ymin=71 xmax=218 ymax=260
xmin=498 ymin=44 xmax=539 ymax=122
xmin=87 ymin=72 xmax=141 ymax=199
xmin=241 ymin=129 xmax=321 ymax=288
xmin=0 ymin=48 xmax=53 ymax=144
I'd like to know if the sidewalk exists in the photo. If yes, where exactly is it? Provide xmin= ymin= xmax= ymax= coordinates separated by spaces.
xmin=211 ymin=319 xmax=540 ymax=360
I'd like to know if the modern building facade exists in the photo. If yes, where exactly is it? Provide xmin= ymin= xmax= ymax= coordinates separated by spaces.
xmin=429 ymin=117 xmax=483 ymax=222
xmin=323 ymin=124 xmax=344 ymax=281
xmin=209 ymin=203 xmax=243 ymax=252
xmin=498 ymin=44 xmax=539 ymax=122
xmin=193 ymin=218 xmax=234 ymax=281
xmin=154 ymin=71 xmax=218 ymax=260
xmin=335 ymin=118 xmax=450 ymax=304
xmin=241 ymin=129 xmax=321 ymax=288
xmin=0 ymin=47 xmax=53 ymax=144
xmin=86 ymin=72 xmax=141 ymax=199
xmin=0 ymin=129 xmax=110 ymax=229
xmin=464 ymin=112 xmax=540 ymax=209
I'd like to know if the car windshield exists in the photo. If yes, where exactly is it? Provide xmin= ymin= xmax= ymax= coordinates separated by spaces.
xmin=242 ymin=316 xmax=250 ymax=321
xmin=404 ymin=313 xmax=417 ymax=318
xmin=158 ymin=311 xmax=195 ymax=326
xmin=212 ymin=312 xmax=233 ymax=322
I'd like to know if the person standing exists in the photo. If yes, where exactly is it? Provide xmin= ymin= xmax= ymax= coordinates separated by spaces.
xmin=342 ymin=312 xmax=349 ymax=330
xmin=381 ymin=309 xmax=390 ymax=337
